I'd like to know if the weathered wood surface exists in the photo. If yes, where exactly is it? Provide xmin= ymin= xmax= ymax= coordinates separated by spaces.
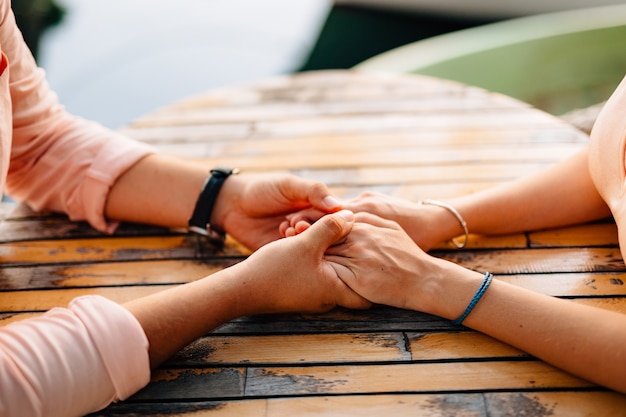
xmin=1 ymin=70 xmax=625 ymax=416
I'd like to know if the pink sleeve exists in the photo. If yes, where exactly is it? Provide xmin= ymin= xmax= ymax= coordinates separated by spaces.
xmin=1 ymin=1 xmax=155 ymax=233
xmin=0 ymin=295 xmax=150 ymax=417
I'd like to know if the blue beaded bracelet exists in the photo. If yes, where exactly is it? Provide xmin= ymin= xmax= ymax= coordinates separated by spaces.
xmin=452 ymin=272 xmax=493 ymax=326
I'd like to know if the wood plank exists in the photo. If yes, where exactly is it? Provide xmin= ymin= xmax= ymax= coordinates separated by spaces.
xmin=0 ymin=259 xmax=238 ymax=290
xmin=131 ymin=368 xmax=246 ymax=401
xmin=439 ymin=247 xmax=625 ymax=274
xmin=288 ymin=162 xmax=555 ymax=186
xmin=171 ymin=333 xmax=409 ymax=366
xmin=497 ymin=272 xmax=626 ymax=297
xmin=407 ymin=332 xmax=525 ymax=360
xmin=529 ymin=222 xmax=618 ymax=247
xmin=127 ymin=96 xmax=532 ymax=127
xmin=123 ymin=111 xmax=577 ymax=145
xmin=265 ymin=393 xmax=485 ymax=417
xmin=147 ymin=128 xmax=584 ymax=154
xmin=94 ymin=391 xmax=626 ymax=417
xmin=0 ymin=236 xmax=244 ymax=266
xmin=0 ymin=217 xmax=179 ymax=243
xmin=92 ymin=399 xmax=267 ymax=417
xmin=244 ymin=361 xmax=593 ymax=397
xmin=0 ymin=285 xmax=177 ymax=312
xmin=484 ymin=391 xmax=626 ymax=417
xmin=188 ymin=143 xmax=585 ymax=172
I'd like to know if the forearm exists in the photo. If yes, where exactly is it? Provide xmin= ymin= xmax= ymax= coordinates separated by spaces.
xmin=448 ymin=148 xmax=611 ymax=237
xmin=105 ymin=154 xmax=210 ymax=229
xmin=123 ymin=266 xmax=252 ymax=368
xmin=424 ymin=262 xmax=626 ymax=393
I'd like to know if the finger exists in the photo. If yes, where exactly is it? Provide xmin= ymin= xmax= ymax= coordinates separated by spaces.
xmin=285 ymin=208 xmax=327 ymax=224
xmin=300 ymin=210 xmax=355 ymax=249
xmin=327 ymin=262 xmax=370 ymax=309
xmin=279 ymin=220 xmax=290 ymax=237
xmin=294 ymin=220 xmax=312 ymax=234
xmin=281 ymin=177 xmax=342 ymax=213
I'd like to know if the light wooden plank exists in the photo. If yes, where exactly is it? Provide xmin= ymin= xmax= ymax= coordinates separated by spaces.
xmin=574 ymin=297 xmax=626 ymax=314
xmin=441 ymin=247 xmax=625 ymax=274
xmin=174 ymin=333 xmax=409 ymax=365
xmin=0 ymin=285 xmax=176 ymax=311
xmin=266 ymin=393 xmax=485 ymax=417
xmin=529 ymin=222 xmax=618 ymax=247
xmin=245 ymin=361 xmax=592 ymax=396
xmin=408 ymin=332 xmax=525 ymax=360
xmin=189 ymin=143 xmax=585 ymax=171
xmin=288 ymin=163 xmax=555 ymax=186
xmin=498 ymin=272 xmax=626 ymax=297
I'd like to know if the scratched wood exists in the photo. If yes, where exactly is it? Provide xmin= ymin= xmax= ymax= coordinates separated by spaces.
xmin=171 ymin=333 xmax=410 ymax=365
xmin=91 ymin=391 xmax=626 ymax=416
xmin=4 ymin=71 xmax=626 ymax=416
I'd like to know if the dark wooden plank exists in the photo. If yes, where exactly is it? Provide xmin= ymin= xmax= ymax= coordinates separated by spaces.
xmin=170 ymin=333 xmax=410 ymax=366
xmin=244 ymin=361 xmax=592 ymax=397
xmin=0 ymin=235 xmax=245 ymax=266
xmin=0 ymin=259 xmax=239 ymax=290
xmin=130 ymin=367 xmax=245 ymax=401
xmin=484 ymin=391 xmax=626 ymax=417
xmin=89 ymin=399 xmax=266 ymax=417
xmin=0 ymin=217 xmax=180 ymax=243
xmin=92 ymin=391 xmax=626 ymax=417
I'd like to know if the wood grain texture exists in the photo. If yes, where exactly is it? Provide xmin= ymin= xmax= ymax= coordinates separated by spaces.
xmin=3 ymin=71 xmax=624 ymax=415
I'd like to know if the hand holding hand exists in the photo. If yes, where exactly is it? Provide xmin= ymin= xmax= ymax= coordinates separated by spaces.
xmin=281 ymin=191 xmax=463 ymax=251
xmin=212 ymin=173 xmax=342 ymax=250
xmin=231 ymin=210 xmax=371 ymax=314
xmin=324 ymin=212 xmax=451 ymax=313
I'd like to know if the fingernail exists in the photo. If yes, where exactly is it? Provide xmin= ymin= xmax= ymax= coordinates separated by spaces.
xmin=323 ymin=195 xmax=340 ymax=209
xmin=338 ymin=209 xmax=354 ymax=222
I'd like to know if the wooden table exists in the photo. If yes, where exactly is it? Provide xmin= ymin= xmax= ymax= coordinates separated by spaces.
xmin=2 ymin=70 xmax=626 ymax=416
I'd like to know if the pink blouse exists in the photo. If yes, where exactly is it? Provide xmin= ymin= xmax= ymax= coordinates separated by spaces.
xmin=0 ymin=0 xmax=153 ymax=415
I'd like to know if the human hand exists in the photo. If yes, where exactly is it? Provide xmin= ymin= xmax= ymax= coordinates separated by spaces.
xmin=324 ymin=212 xmax=451 ymax=313
xmin=232 ymin=210 xmax=371 ymax=314
xmin=212 ymin=173 xmax=342 ymax=250
xmin=280 ymin=191 xmax=459 ymax=251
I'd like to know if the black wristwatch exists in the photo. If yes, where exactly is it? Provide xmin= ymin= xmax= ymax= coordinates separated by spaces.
xmin=188 ymin=168 xmax=239 ymax=239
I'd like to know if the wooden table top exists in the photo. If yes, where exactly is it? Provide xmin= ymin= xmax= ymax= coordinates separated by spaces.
xmin=3 ymin=70 xmax=626 ymax=416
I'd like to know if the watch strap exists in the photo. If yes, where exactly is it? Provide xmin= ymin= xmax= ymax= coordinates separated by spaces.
xmin=188 ymin=168 xmax=239 ymax=239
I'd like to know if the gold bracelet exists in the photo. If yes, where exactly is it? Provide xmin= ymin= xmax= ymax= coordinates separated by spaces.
xmin=419 ymin=199 xmax=469 ymax=249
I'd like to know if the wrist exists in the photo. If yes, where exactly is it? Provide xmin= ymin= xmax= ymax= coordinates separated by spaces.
xmin=188 ymin=168 xmax=239 ymax=238
xmin=416 ymin=200 xmax=469 ymax=248
xmin=418 ymin=261 xmax=485 ymax=320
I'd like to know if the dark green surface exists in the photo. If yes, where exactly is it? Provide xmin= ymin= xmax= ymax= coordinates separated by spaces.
xmin=300 ymin=5 xmax=494 ymax=71
xmin=11 ymin=0 xmax=64 ymax=60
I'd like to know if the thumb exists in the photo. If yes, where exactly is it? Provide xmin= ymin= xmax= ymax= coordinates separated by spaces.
xmin=300 ymin=210 xmax=354 ymax=249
